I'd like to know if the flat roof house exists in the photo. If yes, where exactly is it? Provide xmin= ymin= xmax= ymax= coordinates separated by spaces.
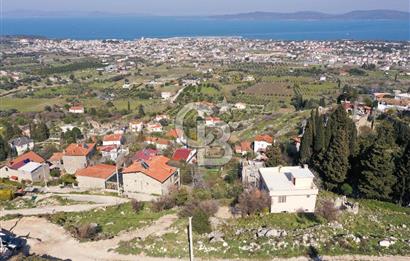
xmin=75 ymin=164 xmax=117 ymax=189
xmin=122 ymin=155 xmax=180 ymax=195
xmin=259 ymin=165 xmax=318 ymax=213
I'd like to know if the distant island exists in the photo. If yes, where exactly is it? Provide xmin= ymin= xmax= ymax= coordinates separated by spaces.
xmin=210 ymin=10 xmax=410 ymax=20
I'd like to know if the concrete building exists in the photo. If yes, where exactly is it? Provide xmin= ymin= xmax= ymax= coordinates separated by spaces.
xmin=62 ymin=143 xmax=96 ymax=174
xmin=241 ymin=160 xmax=265 ymax=187
xmin=129 ymin=120 xmax=144 ymax=132
xmin=122 ymin=156 xmax=180 ymax=195
xmin=259 ymin=165 xmax=319 ymax=213
xmin=75 ymin=164 xmax=117 ymax=189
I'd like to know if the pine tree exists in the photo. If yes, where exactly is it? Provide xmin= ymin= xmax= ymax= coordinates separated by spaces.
xmin=127 ymin=100 xmax=131 ymax=112
xmin=321 ymin=127 xmax=349 ymax=190
xmin=265 ymin=144 xmax=285 ymax=167
xmin=299 ymin=119 xmax=313 ymax=163
xmin=358 ymin=142 xmax=396 ymax=200
xmin=394 ymin=144 xmax=410 ymax=205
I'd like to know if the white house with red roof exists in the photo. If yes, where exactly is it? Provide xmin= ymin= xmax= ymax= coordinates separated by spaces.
xmin=102 ymin=134 xmax=124 ymax=146
xmin=68 ymin=105 xmax=85 ymax=114
xmin=146 ymin=123 xmax=163 ymax=133
xmin=0 ymin=151 xmax=50 ymax=182
xmin=75 ymin=164 xmax=117 ymax=189
xmin=253 ymin=134 xmax=273 ymax=153
xmin=62 ymin=143 xmax=96 ymax=174
xmin=122 ymin=155 xmax=180 ymax=195
xmin=144 ymin=137 xmax=170 ymax=150
xmin=205 ymin=116 xmax=222 ymax=127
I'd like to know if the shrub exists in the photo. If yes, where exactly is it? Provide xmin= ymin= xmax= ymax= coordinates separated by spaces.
xmin=199 ymin=200 xmax=219 ymax=216
xmin=151 ymin=195 xmax=175 ymax=212
xmin=179 ymin=199 xmax=219 ymax=218
xmin=50 ymin=169 xmax=61 ymax=178
xmin=60 ymin=174 xmax=77 ymax=185
xmin=173 ymin=187 xmax=190 ymax=206
xmin=76 ymin=223 xmax=101 ymax=240
xmin=0 ymin=189 xmax=14 ymax=201
xmin=131 ymin=199 xmax=144 ymax=213
xmin=192 ymin=209 xmax=211 ymax=234
xmin=315 ymin=199 xmax=339 ymax=222
xmin=236 ymin=188 xmax=271 ymax=216
xmin=340 ymin=183 xmax=353 ymax=196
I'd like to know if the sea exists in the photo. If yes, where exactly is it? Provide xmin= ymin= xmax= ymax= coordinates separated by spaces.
xmin=1 ymin=16 xmax=409 ymax=41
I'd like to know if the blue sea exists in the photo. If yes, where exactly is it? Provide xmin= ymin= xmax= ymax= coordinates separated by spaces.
xmin=1 ymin=16 xmax=409 ymax=41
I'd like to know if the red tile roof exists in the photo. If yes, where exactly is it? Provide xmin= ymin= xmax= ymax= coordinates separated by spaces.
xmin=172 ymin=148 xmax=192 ymax=161
xmin=49 ymin=152 xmax=64 ymax=162
xmin=235 ymin=141 xmax=252 ymax=153
xmin=132 ymin=148 xmax=158 ymax=161
xmin=145 ymin=137 xmax=170 ymax=145
xmin=64 ymin=143 xmax=95 ymax=156
xmin=255 ymin=134 xmax=273 ymax=144
xmin=75 ymin=164 xmax=116 ymax=179
xmin=103 ymin=134 xmax=123 ymax=142
xmin=166 ymin=128 xmax=184 ymax=138
xmin=123 ymin=155 xmax=177 ymax=183
xmin=8 ymin=151 xmax=45 ymax=169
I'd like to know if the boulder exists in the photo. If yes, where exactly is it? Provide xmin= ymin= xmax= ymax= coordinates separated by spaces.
xmin=379 ymin=239 xmax=396 ymax=247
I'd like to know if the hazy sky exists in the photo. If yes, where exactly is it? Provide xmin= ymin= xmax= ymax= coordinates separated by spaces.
xmin=3 ymin=0 xmax=410 ymax=15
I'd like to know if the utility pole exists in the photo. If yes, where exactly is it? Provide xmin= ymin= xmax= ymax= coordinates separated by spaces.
xmin=188 ymin=216 xmax=194 ymax=261
xmin=42 ymin=164 xmax=48 ymax=190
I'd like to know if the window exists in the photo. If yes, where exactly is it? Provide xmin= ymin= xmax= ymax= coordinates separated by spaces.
xmin=307 ymin=195 xmax=310 ymax=198
xmin=278 ymin=196 xmax=287 ymax=203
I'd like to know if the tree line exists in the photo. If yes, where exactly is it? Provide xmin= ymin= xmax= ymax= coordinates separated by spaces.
xmin=299 ymin=106 xmax=410 ymax=206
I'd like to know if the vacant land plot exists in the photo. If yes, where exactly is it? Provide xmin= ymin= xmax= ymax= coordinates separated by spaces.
xmin=244 ymin=82 xmax=293 ymax=97
xmin=0 ymin=97 xmax=65 ymax=112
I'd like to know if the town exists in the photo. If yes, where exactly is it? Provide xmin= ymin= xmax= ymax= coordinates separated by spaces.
xmin=0 ymin=36 xmax=410 ymax=260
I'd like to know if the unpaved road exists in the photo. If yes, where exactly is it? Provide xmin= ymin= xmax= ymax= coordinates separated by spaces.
xmin=2 ymin=215 xmax=409 ymax=261
xmin=0 ymin=194 xmax=129 ymax=217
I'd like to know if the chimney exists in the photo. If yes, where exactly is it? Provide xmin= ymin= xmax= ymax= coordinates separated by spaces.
xmin=303 ymin=164 xmax=309 ymax=169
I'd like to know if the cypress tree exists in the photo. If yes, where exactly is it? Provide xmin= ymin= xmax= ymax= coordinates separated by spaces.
xmin=321 ymin=127 xmax=349 ymax=190
xmin=0 ymin=135 xmax=8 ymax=161
xmin=313 ymin=109 xmax=324 ymax=153
xmin=394 ymin=144 xmax=410 ymax=205
xmin=265 ymin=144 xmax=285 ymax=167
xmin=300 ymin=119 xmax=313 ymax=163
xmin=358 ymin=142 xmax=396 ymax=200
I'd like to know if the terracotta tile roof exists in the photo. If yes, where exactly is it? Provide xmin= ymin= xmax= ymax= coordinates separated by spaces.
xmin=97 ymin=145 xmax=118 ymax=152
xmin=8 ymin=151 xmax=45 ymax=169
xmin=64 ymin=143 xmax=96 ymax=156
xmin=123 ymin=155 xmax=177 ymax=183
xmin=255 ymin=134 xmax=273 ymax=144
xmin=235 ymin=141 xmax=252 ymax=153
xmin=172 ymin=148 xmax=192 ymax=161
xmin=166 ymin=128 xmax=183 ymax=138
xmin=75 ymin=164 xmax=116 ymax=179
xmin=49 ymin=152 xmax=64 ymax=162
xmin=103 ymin=134 xmax=123 ymax=142
xmin=145 ymin=137 xmax=170 ymax=145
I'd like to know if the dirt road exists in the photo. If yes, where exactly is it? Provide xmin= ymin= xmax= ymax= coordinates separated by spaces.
xmin=0 ymin=194 xmax=128 ymax=217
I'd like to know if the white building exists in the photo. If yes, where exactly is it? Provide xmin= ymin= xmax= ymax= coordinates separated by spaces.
xmin=253 ymin=134 xmax=273 ymax=153
xmin=102 ymin=134 xmax=124 ymax=146
xmin=205 ymin=116 xmax=222 ymax=127
xmin=146 ymin=123 xmax=163 ymax=133
xmin=8 ymin=137 xmax=34 ymax=156
xmin=129 ymin=120 xmax=144 ymax=132
xmin=259 ymin=165 xmax=319 ymax=213
xmin=68 ymin=106 xmax=85 ymax=114
xmin=161 ymin=92 xmax=172 ymax=100
xmin=17 ymin=162 xmax=50 ymax=182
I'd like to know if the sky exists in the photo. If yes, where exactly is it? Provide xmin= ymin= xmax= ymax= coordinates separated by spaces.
xmin=3 ymin=0 xmax=410 ymax=16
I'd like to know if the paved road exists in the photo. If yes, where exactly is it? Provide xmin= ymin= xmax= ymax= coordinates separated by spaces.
xmin=0 ymin=194 xmax=129 ymax=217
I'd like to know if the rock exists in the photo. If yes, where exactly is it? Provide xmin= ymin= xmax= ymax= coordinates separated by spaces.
xmin=329 ymin=221 xmax=343 ymax=229
xmin=379 ymin=239 xmax=396 ymax=247
xmin=265 ymin=229 xmax=279 ymax=237
xmin=402 ymin=224 xmax=407 ymax=229
xmin=209 ymin=231 xmax=224 ymax=243
xmin=280 ymin=230 xmax=287 ymax=237
xmin=256 ymin=228 xmax=269 ymax=238
xmin=235 ymin=228 xmax=245 ymax=236
xmin=222 ymin=241 xmax=228 ymax=247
